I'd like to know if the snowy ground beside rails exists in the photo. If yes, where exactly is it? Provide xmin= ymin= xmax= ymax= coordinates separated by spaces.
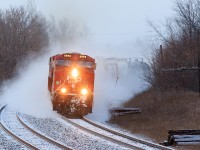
xmin=0 ymin=103 xmax=157 ymax=150
xmin=0 ymin=104 xmax=28 ymax=150
xmin=0 ymin=105 xmax=129 ymax=150
xmin=0 ymin=130 xmax=28 ymax=150
xmin=89 ymin=118 xmax=154 ymax=142
xmin=21 ymin=114 xmax=130 ymax=150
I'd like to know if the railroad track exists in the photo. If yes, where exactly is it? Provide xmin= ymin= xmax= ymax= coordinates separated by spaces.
xmin=62 ymin=116 xmax=139 ymax=149
xmin=62 ymin=116 xmax=173 ymax=150
xmin=0 ymin=105 xmax=72 ymax=150
xmin=82 ymin=117 xmax=173 ymax=150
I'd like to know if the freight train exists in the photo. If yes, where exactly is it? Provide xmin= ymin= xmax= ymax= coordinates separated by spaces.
xmin=48 ymin=53 xmax=96 ymax=117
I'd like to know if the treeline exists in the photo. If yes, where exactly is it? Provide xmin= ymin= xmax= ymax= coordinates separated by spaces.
xmin=0 ymin=4 xmax=49 ymax=83
xmin=148 ymin=0 xmax=200 ymax=91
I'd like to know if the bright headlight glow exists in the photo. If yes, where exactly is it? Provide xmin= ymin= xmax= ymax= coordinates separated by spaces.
xmin=71 ymin=68 xmax=78 ymax=78
xmin=81 ymin=88 xmax=88 ymax=95
xmin=61 ymin=87 xmax=67 ymax=94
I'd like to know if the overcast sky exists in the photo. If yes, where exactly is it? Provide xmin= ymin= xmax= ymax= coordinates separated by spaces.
xmin=0 ymin=0 xmax=176 ymax=58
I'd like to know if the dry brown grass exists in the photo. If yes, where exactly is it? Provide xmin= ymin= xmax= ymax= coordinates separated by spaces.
xmin=109 ymin=88 xmax=200 ymax=143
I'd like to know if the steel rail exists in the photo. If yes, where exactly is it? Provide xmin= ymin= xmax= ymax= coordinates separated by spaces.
xmin=62 ymin=116 xmax=142 ymax=150
xmin=17 ymin=111 xmax=72 ymax=150
xmin=0 ymin=105 xmax=38 ymax=150
xmin=83 ymin=117 xmax=173 ymax=150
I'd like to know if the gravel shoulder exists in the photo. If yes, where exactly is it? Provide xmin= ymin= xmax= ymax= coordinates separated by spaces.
xmin=21 ymin=113 xmax=130 ymax=150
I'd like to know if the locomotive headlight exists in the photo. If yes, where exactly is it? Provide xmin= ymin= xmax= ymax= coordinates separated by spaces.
xmin=81 ymin=88 xmax=88 ymax=95
xmin=61 ymin=87 xmax=67 ymax=94
xmin=71 ymin=68 xmax=78 ymax=78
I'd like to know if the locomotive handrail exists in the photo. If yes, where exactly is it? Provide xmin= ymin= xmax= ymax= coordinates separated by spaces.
xmin=53 ymin=80 xmax=67 ymax=94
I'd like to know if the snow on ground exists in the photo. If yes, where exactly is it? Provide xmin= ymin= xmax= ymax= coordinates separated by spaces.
xmin=0 ymin=107 xmax=157 ymax=150
xmin=66 ymin=118 xmax=158 ymax=150
xmin=86 ymin=116 xmax=155 ymax=142
xmin=0 ymin=105 xmax=129 ymax=150
xmin=0 ymin=105 xmax=28 ymax=150
xmin=21 ymin=113 xmax=130 ymax=150
xmin=0 ymin=131 xmax=27 ymax=150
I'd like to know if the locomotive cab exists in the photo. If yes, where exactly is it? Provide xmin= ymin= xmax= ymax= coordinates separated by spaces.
xmin=48 ymin=53 xmax=96 ymax=116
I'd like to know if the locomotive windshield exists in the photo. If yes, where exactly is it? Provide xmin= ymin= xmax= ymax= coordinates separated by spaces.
xmin=56 ymin=60 xmax=73 ymax=66
xmin=56 ymin=60 xmax=94 ymax=68
xmin=76 ymin=61 xmax=94 ymax=68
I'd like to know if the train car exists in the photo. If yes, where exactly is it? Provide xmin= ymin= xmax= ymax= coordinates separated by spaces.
xmin=48 ymin=52 xmax=96 ymax=116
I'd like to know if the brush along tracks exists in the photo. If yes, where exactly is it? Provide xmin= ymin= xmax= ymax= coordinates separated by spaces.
xmin=0 ymin=105 xmax=72 ymax=150
xmin=62 ymin=116 xmax=173 ymax=150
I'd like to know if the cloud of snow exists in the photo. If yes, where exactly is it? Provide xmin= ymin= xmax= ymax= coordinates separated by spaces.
xmin=0 ymin=42 xmax=149 ymax=120
xmin=1 ymin=53 xmax=54 ymax=117
xmin=0 ymin=1 xmax=151 ymax=120
xmin=88 ymin=58 xmax=149 ymax=121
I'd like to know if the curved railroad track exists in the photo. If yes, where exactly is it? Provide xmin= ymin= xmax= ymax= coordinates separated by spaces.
xmin=62 ymin=116 xmax=140 ymax=149
xmin=82 ymin=117 xmax=173 ymax=150
xmin=0 ymin=105 xmax=72 ymax=150
xmin=62 ymin=116 xmax=174 ymax=150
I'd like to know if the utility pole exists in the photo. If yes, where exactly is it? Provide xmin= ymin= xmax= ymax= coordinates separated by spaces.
xmin=160 ymin=45 xmax=164 ymax=94
xmin=160 ymin=45 xmax=163 ymax=61
xmin=197 ymin=29 xmax=200 ymax=97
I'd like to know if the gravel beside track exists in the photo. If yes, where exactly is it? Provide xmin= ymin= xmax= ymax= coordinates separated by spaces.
xmin=1 ymin=106 xmax=63 ymax=150
xmin=0 ymin=105 xmax=28 ymax=150
xmin=63 ymin=117 xmax=162 ymax=150
xmin=0 ymin=104 xmax=173 ymax=150
xmin=22 ymin=113 xmax=130 ymax=150
xmin=83 ymin=117 xmax=173 ymax=150
xmin=0 ymin=131 xmax=27 ymax=150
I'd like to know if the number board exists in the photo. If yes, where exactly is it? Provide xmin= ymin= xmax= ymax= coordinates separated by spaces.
xmin=80 ymin=55 xmax=87 ymax=59
xmin=64 ymin=54 xmax=71 ymax=58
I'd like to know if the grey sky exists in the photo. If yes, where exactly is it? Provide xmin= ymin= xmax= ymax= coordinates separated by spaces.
xmin=0 ymin=0 xmax=176 ymax=57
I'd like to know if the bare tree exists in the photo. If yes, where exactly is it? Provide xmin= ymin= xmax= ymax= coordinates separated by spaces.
xmin=0 ymin=3 xmax=49 ymax=83
xmin=147 ymin=0 xmax=200 ymax=91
